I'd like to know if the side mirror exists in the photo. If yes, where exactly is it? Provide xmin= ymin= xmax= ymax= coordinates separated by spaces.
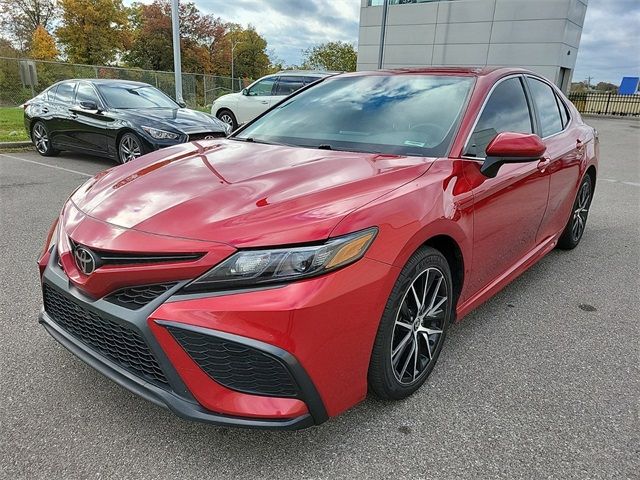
xmin=480 ymin=132 xmax=546 ymax=178
xmin=79 ymin=100 xmax=98 ymax=111
xmin=241 ymin=88 xmax=248 ymax=96
xmin=177 ymin=101 xmax=187 ymax=108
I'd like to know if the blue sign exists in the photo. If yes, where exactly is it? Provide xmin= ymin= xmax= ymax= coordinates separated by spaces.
xmin=618 ymin=77 xmax=639 ymax=95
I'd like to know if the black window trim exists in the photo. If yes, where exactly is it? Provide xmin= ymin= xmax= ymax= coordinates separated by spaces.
xmin=524 ymin=74 xmax=571 ymax=140
xmin=461 ymin=73 xmax=535 ymax=161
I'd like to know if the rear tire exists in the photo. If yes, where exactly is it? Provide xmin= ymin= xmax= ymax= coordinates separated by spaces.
xmin=31 ymin=121 xmax=59 ymax=157
xmin=368 ymin=247 xmax=453 ymax=400
xmin=557 ymin=174 xmax=593 ymax=250
xmin=216 ymin=109 xmax=238 ymax=131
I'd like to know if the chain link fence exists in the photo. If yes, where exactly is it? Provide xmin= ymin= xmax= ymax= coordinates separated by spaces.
xmin=0 ymin=56 xmax=247 ymax=108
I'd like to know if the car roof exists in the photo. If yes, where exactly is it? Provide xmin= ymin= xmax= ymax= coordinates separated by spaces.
xmin=53 ymin=79 xmax=152 ymax=88
xmin=343 ymin=66 xmax=531 ymax=77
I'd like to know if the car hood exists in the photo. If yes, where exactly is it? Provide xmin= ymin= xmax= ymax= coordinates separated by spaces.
xmin=117 ymin=107 xmax=227 ymax=134
xmin=70 ymin=140 xmax=435 ymax=247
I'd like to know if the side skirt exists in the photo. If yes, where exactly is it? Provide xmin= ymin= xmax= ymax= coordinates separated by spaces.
xmin=456 ymin=233 xmax=560 ymax=320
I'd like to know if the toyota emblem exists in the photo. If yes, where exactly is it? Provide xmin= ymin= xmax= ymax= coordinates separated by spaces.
xmin=74 ymin=246 xmax=97 ymax=275
xmin=204 ymin=135 xmax=215 ymax=140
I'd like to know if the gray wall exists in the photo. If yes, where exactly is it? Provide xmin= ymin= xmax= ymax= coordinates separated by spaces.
xmin=357 ymin=0 xmax=588 ymax=90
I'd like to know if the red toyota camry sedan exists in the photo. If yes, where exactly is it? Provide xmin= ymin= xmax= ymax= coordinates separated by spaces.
xmin=38 ymin=67 xmax=598 ymax=429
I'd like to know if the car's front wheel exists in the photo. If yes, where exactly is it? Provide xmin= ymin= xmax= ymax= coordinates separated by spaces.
xmin=216 ymin=109 xmax=238 ymax=131
xmin=31 ymin=121 xmax=59 ymax=157
xmin=368 ymin=247 xmax=453 ymax=400
xmin=118 ymin=132 xmax=145 ymax=164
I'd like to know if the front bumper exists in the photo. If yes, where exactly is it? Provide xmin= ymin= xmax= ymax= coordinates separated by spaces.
xmin=39 ymin=244 xmax=397 ymax=428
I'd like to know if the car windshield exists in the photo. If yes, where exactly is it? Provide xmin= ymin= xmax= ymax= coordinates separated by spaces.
xmin=234 ymin=74 xmax=475 ymax=157
xmin=97 ymin=85 xmax=178 ymax=109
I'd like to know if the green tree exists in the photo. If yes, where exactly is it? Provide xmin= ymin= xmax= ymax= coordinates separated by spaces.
xmin=125 ymin=0 xmax=223 ymax=72
xmin=0 ymin=0 xmax=58 ymax=51
xmin=56 ymin=0 xmax=129 ymax=64
xmin=30 ymin=24 xmax=58 ymax=59
xmin=301 ymin=41 xmax=357 ymax=72
xmin=595 ymin=81 xmax=618 ymax=93
xmin=211 ymin=25 xmax=270 ymax=79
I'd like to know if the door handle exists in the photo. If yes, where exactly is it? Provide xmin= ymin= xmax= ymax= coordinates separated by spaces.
xmin=537 ymin=157 xmax=551 ymax=172
xmin=260 ymin=100 xmax=269 ymax=104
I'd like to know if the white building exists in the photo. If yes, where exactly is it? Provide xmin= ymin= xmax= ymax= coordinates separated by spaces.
xmin=357 ymin=0 xmax=588 ymax=92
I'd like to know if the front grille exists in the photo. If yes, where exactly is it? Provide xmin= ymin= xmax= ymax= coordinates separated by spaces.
xmin=167 ymin=326 xmax=299 ymax=397
xmin=105 ymin=283 xmax=177 ymax=309
xmin=69 ymin=240 xmax=203 ymax=267
xmin=188 ymin=132 xmax=225 ymax=141
xmin=43 ymin=284 xmax=169 ymax=387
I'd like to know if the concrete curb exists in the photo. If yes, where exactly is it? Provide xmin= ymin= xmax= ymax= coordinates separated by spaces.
xmin=0 ymin=141 xmax=32 ymax=149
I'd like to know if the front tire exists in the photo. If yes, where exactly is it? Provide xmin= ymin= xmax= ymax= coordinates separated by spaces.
xmin=216 ymin=109 xmax=238 ymax=131
xmin=557 ymin=174 xmax=593 ymax=250
xmin=368 ymin=247 xmax=453 ymax=400
xmin=117 ymin=132 xmax=145 ymax=164
xmin=31 ymin=121 xmax=59 ymax=157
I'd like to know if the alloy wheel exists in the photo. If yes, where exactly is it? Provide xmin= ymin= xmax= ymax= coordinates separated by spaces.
xmin=571 ymin=180 xmax=591 ymax=241
xmin=391 ymin=267 xmax=448 ymax=385
xmin=119 ymin=135 xmax=142 ymax=163
xmin=219 ymin=113 xmax=234 ymax=126
xmin=33 ymin=123 xmax=49 ymax=154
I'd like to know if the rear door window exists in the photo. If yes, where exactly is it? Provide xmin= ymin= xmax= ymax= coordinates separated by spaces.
xmin=274 ymin=76 xmax=305 ymax=96
xmin=467 ymin=77 xmax=533 ymax=157
xmin=53 ymin=82 xmax=77 ymax=103
xmin=527 ymin=78 xmax=563 ymax=137
xmin=76 ymin=83 xmax=100 ymax=106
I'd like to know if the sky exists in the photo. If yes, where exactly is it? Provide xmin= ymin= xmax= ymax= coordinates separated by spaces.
xmin=190 ymin=0 xmax=638 ymax=84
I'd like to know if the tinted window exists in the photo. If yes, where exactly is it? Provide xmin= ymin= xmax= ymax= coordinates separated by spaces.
xmin=76 ymin=83 xmax=100 ymax=105
xmin=236 ymin=75 xmax=474 ymax=157
xmin=557 ymin=94 xmax=570 ymax=128
xmin=97 ymin=85 xmax=177 ymax=109
xmin=274 ymin=76 xmax=305 ymax=96
xmin=54 ymin=82 xmax=76 ymax=103
xmin=467 ymin=77 xmax=532 ymax=157
xmin=248 ymin=77 xmax=276 ymax=96
xmin=528 ymin=78 xmax=563 ymax=137
xmin=303 ymin=76 xmax=322 ymax=85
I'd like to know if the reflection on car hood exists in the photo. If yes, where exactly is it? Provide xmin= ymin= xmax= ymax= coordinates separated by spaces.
xmin=69 ymin=139 xmax=435 ymax=247
xmin=117 ymin=107 xmax=227 ymax=134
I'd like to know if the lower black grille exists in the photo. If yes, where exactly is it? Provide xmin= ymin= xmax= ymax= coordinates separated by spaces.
xmin=188 ymin=132 xmax=225 ymax=141
xmin=105 ymin=283 xmax=176 ymax=309
xmin=167 ymin=327 xmax=299 ymax=397
xmin=43 ymin=284 xmax=169 ymax=387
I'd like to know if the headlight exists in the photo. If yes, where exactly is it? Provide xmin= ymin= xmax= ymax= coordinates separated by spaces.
xmin=142 ymin=126 xmax=180 ymax=140
xmin=183 ymin=227 xmax=378 ymax=293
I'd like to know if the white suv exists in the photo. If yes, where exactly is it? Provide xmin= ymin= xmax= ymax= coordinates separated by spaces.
xmin=211 ymin=71 xmax=335 ymax=130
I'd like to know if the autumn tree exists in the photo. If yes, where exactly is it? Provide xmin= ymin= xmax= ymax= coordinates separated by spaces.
xmin=30 ymin=24 xmax=58 ymax=59
xmin=125 ymin=0 xmax=223 ymax=72
xmin=301 ymin=41 xmax=357 ymax=72
xmin=0 ymin=0 xmax=58 ymax=51
xmin=56 ymin=0 xmax=129 ymax=64
xmin=210 ymin=25 xmax=271 ymax=79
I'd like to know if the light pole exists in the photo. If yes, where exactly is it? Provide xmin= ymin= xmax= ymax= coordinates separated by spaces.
xmin=170 ymin=0 xmax=184 ymax=104
xmin=378 ymin=0 xmax=389 ymax=69
xmin=231 ymin=40 xmax=243 ymax=92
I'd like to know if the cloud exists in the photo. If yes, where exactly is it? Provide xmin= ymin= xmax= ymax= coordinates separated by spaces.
xmin=574 ymin=0 xmax=640 ymax=84
xmin=202 ymin=0 xmax=360 ymax=65
xmin=160 ymin=0 xmax=637 ymax=83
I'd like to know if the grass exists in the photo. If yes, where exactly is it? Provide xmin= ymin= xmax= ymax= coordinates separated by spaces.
xmin=0 ymin=107 xmax=29 ymax=142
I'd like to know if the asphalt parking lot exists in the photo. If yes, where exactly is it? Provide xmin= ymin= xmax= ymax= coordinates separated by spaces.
xmin=1 ymin=117 xmax=638 ymax=479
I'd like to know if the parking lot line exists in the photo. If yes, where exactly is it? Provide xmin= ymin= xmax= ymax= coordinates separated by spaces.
xmin=0 ymin=153 xmax=93 ymax=178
